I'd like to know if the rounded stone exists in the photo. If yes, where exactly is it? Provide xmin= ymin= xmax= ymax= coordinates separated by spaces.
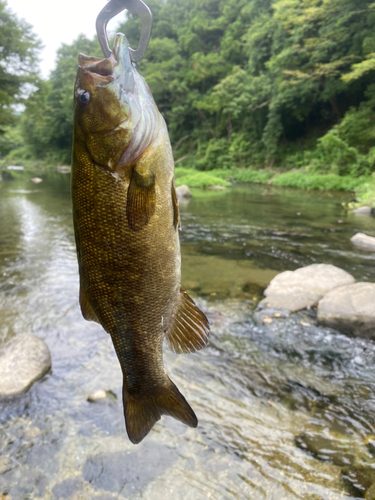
xmin=352 ymin=206 xmax=372 ymax=216
xmin=0 ymin=334 xmax=51 ymax=397
xmin=175 ymin=185 xmax=192 ymax=199
xmin=350 ymin=232 xmax=375 ymax=251
xmin=87 ymin=390 xmax=117 ymax=403
xmin=317 ymin=282 xmax=375 ymax=337
xmin=259 ymin=263 xmax=355 ymax=313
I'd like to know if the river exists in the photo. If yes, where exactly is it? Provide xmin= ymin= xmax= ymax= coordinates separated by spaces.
xmin=1 ymin=171 xmax=375 ymax=499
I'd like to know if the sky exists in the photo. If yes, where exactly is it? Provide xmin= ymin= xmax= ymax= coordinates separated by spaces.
xmin=9 ymin=0 xmax=125 ymax=78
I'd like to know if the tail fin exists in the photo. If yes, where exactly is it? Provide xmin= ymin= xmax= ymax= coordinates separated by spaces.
xmin=123 ymin=378 xmax=198 ymax=444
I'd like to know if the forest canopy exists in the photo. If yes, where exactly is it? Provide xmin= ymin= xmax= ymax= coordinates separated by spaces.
xmin=2 ymin=0 xmax=375 ymax=179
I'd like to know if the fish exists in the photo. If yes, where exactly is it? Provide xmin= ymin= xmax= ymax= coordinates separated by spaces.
xmin=71 ymin=33 xmax=209 ymax=444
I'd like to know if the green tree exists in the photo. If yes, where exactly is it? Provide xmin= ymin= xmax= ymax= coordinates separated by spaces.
xmin=0 ymin=0 xmax=41 ymax=155
xmin=19 ymin=35 xmax=101 ymax=163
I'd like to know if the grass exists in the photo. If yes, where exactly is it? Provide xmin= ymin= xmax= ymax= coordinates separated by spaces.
xmin=174 ymin=166 xmax=370 ymax=192
xmin=350 ymin=177 xmax=375 ymax=208
xmin=271 ymin=171 xmax=369 ymax=191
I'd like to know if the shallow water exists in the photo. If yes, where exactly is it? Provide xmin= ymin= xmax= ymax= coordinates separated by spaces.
xmin=1 ymin=172 xmax=375 ymax=499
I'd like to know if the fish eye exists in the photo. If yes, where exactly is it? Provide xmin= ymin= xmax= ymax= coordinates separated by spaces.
xmin=77 ymin=89 xmax=90 ymax=108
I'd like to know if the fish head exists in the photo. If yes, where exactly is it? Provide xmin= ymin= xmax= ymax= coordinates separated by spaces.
xmin=74 ymin=33 xmax=160 ymax=171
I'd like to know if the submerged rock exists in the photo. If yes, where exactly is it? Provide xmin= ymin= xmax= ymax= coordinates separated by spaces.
xmin=295 ymin=431 xmax=365 ymax=467
xmin=56 ymin=165 xmax=71 ymax=174
xmin=175 ymin=184 xmax=192 ymax=199
xmin=87 ymin=390 xmax=117 ymax=403
xmin=30 ymin=177 xmax=43 ymax=184
xmin=0 ymin=334 xmax=51 ymax=397
xmin=350 ymin=232 xmax=375 ymax=251
xmin=317 ymin=282 xmax=375 ymax=337
xmin=259 ymin=263 xmax=355 ymax=313
xmin=342 ymin=466 xmax=375 ymax=495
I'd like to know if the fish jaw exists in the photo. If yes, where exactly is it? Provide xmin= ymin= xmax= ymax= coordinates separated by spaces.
xmin=73 ymin=33 xmax=163 ymax=172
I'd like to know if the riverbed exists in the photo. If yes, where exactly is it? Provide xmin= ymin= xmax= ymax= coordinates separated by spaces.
xmin=1 ymin=171 xmax=375 ymax=499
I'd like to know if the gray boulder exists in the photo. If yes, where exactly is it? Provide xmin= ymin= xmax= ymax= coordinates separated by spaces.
xmin=350 ymin=232 xmax=375 ymax=251
xmin=317 ymin=282 xmax=375 ymax=337
xmin=176 ymin=185 xmax=192 ymax=199
xmin=57 ymin=165 xmax=71 ymax=174
xmin=0 ymin=334 xmax=51 ymax=397
xmin=352 ymin=206 xmax=372 ymax=216
xmin=259 ymin=263 xmax=355 ymax=313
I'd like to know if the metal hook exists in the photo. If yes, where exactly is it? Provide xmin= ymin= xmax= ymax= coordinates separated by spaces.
xmin=96 ymin=0 xmax=153 ymax=63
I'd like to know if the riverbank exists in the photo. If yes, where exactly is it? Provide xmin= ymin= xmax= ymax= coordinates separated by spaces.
xmin=2 ymin=160 xmax=374 ymax=208
xmin=174 ymin=166 xmax=371 ymax=193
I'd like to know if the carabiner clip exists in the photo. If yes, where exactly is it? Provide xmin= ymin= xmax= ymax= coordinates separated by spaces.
xmin=96 ymin=0 xmax=152 ymax=63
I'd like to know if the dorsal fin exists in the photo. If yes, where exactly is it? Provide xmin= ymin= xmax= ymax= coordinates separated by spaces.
xmin=165 ymin=287 xmax=209 ymax=353
xmin=79 ymin=287 xmax=100 ymax=324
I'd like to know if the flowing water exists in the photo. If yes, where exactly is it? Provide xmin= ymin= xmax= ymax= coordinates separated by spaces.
xmin=1 ymin=171 xmax=375 ymax=499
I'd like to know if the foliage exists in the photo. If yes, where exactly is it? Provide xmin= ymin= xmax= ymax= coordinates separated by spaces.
xmin=0 ymin=0 xmax=41 ymax=154
xmin=175 ymin=172 xmax=231 ymax=187
xmin=272 ymin=171 xmax=368 ymax=191
xmin=232 ymin=169 xmax=273 ymax=183
xmin=3 ymin=0 xmax=375 ymax=191
xmin=353 ymin=177 xmax=375 ymax=207
xmin=15 ymin=36 xmax=102 ymax=163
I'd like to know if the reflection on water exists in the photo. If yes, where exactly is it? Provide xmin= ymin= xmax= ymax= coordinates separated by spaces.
xmin=1 ymin=172 xmax=375 ymax=499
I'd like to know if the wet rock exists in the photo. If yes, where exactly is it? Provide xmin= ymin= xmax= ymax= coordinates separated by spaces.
xmin=352 ymin=206 xmax=372 ymax=216
xmin=87 ymin=390 xmax=117 ymax=403
xmin=0 ymin=334 xmax=51 ymax=397
xmin=343 ymin=465 xmax=375 ymax=493
xmin=30 ymin=177 xmax=43 ymax=184
xmin=259 ymin=264 xmax=355 ymax=313
xmin=351 ymin=232 xmax=375 ymax=250
xmin=0 ymin=456 xmax=10 ymax=474
xmin=366 ymin=483 xmax=375 ymax=500
xmin=56 ymin=165 xmax=71 ymax=174
xmin=317 ymin=282 xmax=375 ymax=337
xmin=296 ymin=431 xmax=369 ymax=467
xmin=175 ymin=184 xmax=191 ymax=199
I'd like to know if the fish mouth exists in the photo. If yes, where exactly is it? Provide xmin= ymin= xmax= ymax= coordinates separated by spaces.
xmin=76 ymin=34 xmax=163 ymax=169
xmin=78 ymin=34 xmax=137 ymax=94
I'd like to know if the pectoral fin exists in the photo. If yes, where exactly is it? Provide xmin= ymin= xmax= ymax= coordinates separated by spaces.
xmin=171 ymin=181 xmax=180 ymax=230
xmin=79 ymin=287 xmax=100 ymax=323
xmin=127 ymin=168 xmax=156 ymax=232
xmin=165 ymin=287 xmax=210 ymax=353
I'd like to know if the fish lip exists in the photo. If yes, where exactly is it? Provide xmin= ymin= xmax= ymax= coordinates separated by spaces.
xmin=76 ymin=34 xmax=130 ymax=84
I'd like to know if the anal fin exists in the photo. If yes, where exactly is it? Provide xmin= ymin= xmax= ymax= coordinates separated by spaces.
xmin=127 ymin=167 xmax=156 ymax=232
xmin=79 ymin=287 xmax=100 ymax=324
xmin=166 ymin=287 xmax=210 ymax=353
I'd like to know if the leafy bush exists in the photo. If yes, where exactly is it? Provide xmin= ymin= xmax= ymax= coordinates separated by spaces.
xmin=232 ymin=169 xmax=273 ymax=183
xmin=175 ymin=172 xmax=231 ymax=188
xmin=272 ymin=171 xmax=369 ymax=191
xmin=196 ymin=139 xmax=235 ymax=171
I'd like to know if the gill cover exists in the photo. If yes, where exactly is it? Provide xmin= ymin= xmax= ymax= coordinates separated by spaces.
xmin=75 ymin=34 xmax=162 ymax=170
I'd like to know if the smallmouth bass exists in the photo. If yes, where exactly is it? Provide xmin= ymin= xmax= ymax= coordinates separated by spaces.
xmin=71 ymin=34 xmax=209 ymax=444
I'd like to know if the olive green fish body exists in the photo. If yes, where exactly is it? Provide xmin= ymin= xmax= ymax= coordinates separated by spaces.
xmin=72 ymin=34 xmax=209 ymax=444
